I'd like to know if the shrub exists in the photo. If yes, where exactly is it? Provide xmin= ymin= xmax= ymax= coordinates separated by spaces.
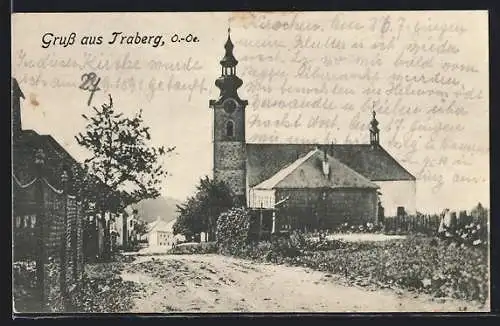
xmin=280 ymin=236 xmax=489 ymax=304
xmin=12 ymin=258 xmax=67 ymax=313
xmin=216 ymin=207 xmax=252 ymax=256
xmin=303 ymin=236 xmax=349 ymax=252
xmin=168 ymin=242 xmax=217 ymax=255
xmin=12 ymin=260 xmax=38 ymax=312
xmin=333 ymin=222 xmax=384 ymax=234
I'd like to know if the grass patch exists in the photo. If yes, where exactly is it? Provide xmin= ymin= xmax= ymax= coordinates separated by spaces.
xmin=68 ymin=255 xmax=142 ymax=313
xmin=167 ymin=242 xmax=217 ymax=255
xmin=222 ymin=234 xmax=489 ymax=305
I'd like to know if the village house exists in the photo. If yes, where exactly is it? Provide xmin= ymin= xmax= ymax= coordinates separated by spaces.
xmin=146 ymin=217 xmax=184 ymax=248
xmin=209 ymin=30 xmax=416 ymax=233
xmin=109 ymin=208 xmax=145 ymax=249
xmin=12 ymin=78 xmax=87 ymax=259
xmin=12 ymin=78 xmax=116 ymax=261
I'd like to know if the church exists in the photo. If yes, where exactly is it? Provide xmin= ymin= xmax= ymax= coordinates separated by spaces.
xmin=209 ymin=30 xmax=416 ymax=232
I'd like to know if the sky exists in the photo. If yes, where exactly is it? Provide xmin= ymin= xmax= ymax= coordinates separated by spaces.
xmin=11 ymin=11 xmax=489 ymax=213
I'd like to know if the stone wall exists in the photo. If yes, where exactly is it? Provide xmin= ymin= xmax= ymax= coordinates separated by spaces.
xmin=214 ymin=168 xmax=247 ymax=196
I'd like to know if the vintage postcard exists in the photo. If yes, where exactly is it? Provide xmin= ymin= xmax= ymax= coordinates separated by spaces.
xmin=11 ymin=11 xmax=490 ymax=314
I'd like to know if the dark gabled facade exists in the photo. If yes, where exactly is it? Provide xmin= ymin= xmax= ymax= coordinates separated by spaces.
xmin=246 ymin=143 xmax=416 ymax=189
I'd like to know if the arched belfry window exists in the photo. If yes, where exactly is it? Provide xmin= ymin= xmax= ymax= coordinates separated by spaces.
xmin=226 ymin=120 xmax=234 ymax=137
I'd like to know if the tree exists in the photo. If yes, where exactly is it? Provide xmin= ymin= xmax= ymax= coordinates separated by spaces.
xmin=75 ymin=94 xmax=175 ymax=260
xmin=471 ymin=202 xmax=488 ymax=224
xmin=173 ymin=176 xmax=234 ymax=241
xmin=134 ymin=219 xmax=149 ymax=240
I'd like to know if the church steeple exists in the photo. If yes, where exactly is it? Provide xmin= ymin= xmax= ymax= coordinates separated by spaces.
xmin=369 ymin=110 xmax=380 ymax=147
xmin=212 ymin=27 xmax=245 ymax=104
xmin=220 ymin=28 xmax=238 ymax=70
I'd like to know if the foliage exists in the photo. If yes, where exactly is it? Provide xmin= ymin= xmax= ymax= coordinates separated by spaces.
xmin=216 ymin=207 xmax=252 ymax=256
xmin=302 ymin=234 xmax=350 ymax=252
xmin=12 ymin=260 xmax=38 ymax=312
xmin=221 ymin=234 xmax=489 ymax=305
xmin=69 ymin=259 xmax=140 ymax=312
xmin=134 ymin=219 xmax=149 ymax=238
xmin=167 ymin=242 xmax=217 ymax=255
xmin=12 ymin=258 xmax=68 ymax=313
xmin=173 ymin=176 xmax=234 ymax=240
xmin=333 ymin=222 xmax=383 ymax=234
xmin=267 ymin=230 xmax=307 ymax=258
xmin=453 ymin=222 xmax=487 ymax=246
xmin=75 ymin=94 xmax=175 ymax=211
xmin=75 ymin=95 xmax=175 ymax=259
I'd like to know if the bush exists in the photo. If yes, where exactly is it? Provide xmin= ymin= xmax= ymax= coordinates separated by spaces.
xmin=12 ymin=258 xmax=67 ymax=313
xmin=219 ymin=231 xmax=488 ymax=305
xmin=333 ymin=222 xmax=384 ymax=234
xmin=13 ymin=260 xmax=38 ymax=312
xmin=168 ymin=242 xmax=217 ymax=255
xmin=446 ymin=222 xmax=488 ymax=247
xmin=303 ymin=236 xmax=349 ymax=252
xmin=282 ymin=236 xmax=489 ymax=304
xmin=216 ymin=207 xmax=252 ymax=256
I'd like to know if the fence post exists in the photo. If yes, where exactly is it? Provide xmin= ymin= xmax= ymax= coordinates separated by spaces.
xmin=60 ymin=170 xmax=69 ymax=310
xmin=258 ymin=204 xmax=263 ymax=242
xmin=34 ymin=149 xmax=46 ymax=311
xmin=73 ymin=201 xmax=79 ymax=281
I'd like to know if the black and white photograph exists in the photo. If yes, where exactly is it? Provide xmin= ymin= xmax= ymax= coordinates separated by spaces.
xmin=11 ymin=11 xmax=489 ymax=313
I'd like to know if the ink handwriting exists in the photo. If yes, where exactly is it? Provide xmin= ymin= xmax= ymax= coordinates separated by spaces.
xmin=79 ymin=72 xmax=101 ymax=106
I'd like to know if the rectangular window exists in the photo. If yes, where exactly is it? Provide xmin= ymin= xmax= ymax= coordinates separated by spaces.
xmin=15 ymin=216 xmax=21 ymax=228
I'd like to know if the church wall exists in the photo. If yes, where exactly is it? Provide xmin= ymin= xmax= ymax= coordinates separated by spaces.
xmin=214 ymin=169 xmax=246 ymax=197
xmin=214 ymin=142 xmax=246 ymax=170
xmin=375 ymin=180 xmax=416 ymax=217
xmin=275 ymin=188 xmax=378 ymax=231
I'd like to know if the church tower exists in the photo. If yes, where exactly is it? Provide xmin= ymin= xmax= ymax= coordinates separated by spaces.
xmin=209 ymin=28 xmax=248 ymax=206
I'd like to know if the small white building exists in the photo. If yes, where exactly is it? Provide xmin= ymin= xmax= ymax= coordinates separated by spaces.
xmin=147 ymin=217 xmax=185 ymax=248
xmin=109 ymin=212 xmax=140 ymax=248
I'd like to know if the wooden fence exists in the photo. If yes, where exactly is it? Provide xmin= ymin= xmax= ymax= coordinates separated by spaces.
xmin=12 ymin=153 xmax=85 ymax=312
xmin=383 ymin=211 xmax=483 ymax=236
xmin=383 ymin=214 xmax=441 ymax=235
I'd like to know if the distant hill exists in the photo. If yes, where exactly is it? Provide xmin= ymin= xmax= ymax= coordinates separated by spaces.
xmin=131 ymin=196 xmax=183 ymax=223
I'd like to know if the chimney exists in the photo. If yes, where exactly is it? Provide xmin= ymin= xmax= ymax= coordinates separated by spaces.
xmin=12 ymin=78 xmax=25 ymax=139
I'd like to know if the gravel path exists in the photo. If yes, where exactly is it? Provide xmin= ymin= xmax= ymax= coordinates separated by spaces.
xmin=120 ymin=254 xmax=485 ymax=313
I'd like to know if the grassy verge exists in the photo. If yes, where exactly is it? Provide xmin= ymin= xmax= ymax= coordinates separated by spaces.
xmin=167 ymin=242 xmax=217 ymax=255
xmin=69 ymin=255 xmax=143 ymax=312
xmin=223 ymin=235 xmax=489 ymax=306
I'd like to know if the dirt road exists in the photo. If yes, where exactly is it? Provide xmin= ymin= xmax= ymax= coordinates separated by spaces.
xmin=120 ymin=254 xmax=485 ymax=313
